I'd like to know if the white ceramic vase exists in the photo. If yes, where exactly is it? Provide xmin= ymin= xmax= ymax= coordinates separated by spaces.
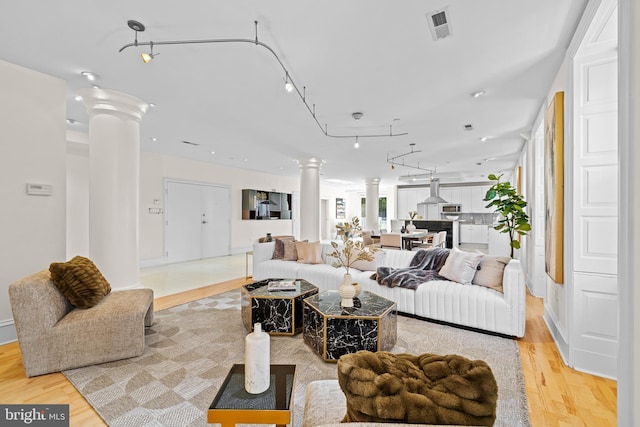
xmin=245 ymin=323 xmax=270 ymax=394
xmin=406 ymin=221 xmax=416 ymax=233
xmin=339 ymin=273 xmax=356 ymax=307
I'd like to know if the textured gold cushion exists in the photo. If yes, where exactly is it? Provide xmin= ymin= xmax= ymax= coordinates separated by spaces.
xmin=49 ymin=256 xmax=111 ymax=309
xmin=337 ymin=350 xmax=498 ymax=426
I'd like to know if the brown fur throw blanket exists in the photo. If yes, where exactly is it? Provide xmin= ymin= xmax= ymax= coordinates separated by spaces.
xmin=372 ymin=248 xmax=450 ymax=290
xmin=337 ymin=351 xmax=498 ymax=426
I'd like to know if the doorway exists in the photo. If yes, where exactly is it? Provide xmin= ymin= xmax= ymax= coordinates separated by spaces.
xmin=165 ymin=180 xmax=231 ymax=263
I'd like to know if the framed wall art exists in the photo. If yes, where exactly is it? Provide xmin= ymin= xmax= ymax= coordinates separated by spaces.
xmin=336 ymin=198 xmax=345 ymax=219
xmin=544 ymin=91 xmax=564 ymax=284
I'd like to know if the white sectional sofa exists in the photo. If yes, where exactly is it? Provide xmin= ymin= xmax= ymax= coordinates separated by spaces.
xmin=252 ymin=241 xmax=526 ymax=337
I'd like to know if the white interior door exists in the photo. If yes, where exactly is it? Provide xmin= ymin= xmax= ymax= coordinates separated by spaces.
xmin=166 ymin=181 xmax=231 ymax=263
xmin=201 ymin=185 xmax=230 ymax=258
xmin=166 ymin=181 xmax=202 ymax=263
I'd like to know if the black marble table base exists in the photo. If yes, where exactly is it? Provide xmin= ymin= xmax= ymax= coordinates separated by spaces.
xmin=303 ymin=290 xmax=397 ymax=362
xmin=241 ymin=279 xmax=318 ymax=336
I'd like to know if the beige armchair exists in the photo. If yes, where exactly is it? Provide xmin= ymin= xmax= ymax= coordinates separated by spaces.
xmin=8 ymin=270 xmax=154 ymax=377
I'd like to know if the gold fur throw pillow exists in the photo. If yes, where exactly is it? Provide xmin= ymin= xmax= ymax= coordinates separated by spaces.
xmin=49 ymin=256 xmax=111 ymax=309
xmin=337 ymin=351 xmax=498 ymax=426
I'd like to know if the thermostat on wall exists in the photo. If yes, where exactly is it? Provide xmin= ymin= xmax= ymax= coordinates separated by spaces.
xmin=26 ymin=183 xmax=53 ymax=196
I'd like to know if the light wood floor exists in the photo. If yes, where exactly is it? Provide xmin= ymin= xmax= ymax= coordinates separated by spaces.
xmin=0 ymin=277 xmax=616 ymax=426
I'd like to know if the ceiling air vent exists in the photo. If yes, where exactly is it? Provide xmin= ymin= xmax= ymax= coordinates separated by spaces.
xmin=426 ymin=7 xmax=453 ymax=40
xmin=181 ymin=140 xmax=199 ymax=146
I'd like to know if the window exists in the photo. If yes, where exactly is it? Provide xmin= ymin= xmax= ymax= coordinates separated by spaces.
xmin=360 ymin=196 xmax=387 ymax=231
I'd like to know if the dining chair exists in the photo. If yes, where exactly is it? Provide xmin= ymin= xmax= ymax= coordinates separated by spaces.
xmin=379 ymin=233 xmax=402 ymax=250
xmin=437 ymin=230 xmax=447 ymax=248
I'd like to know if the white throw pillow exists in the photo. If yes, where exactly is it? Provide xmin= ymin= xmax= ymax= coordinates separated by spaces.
xmin=350 ymin=251 xmax=386 ymax=272
xmin=439 ymin=247 xmax=484 ymax=285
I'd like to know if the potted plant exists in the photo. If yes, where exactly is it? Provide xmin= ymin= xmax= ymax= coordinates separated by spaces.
xmin=484 ymin=173 xmax=531 ymax=258
xmin=327 ymin=217 xmax=379 ymax=307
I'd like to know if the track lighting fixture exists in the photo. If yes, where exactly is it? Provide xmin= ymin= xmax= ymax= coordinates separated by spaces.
xmin=354 ymin=136 xmax=359 ymax=149
xmin=119 ymin=20 xmax=409 ymax=141
xmin=284 ymin=72 xmax=294 ymax=93
xmin=386 ymin=143 xmax=435 ymax=174
xmin=141 ymin=41 xmax=158 ymax=63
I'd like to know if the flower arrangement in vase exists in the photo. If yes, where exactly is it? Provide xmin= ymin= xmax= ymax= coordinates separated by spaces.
xmin=406 ymin=211 xmax=418 ymax=233
xmin=327 ymin=217 xmax=379 ymax=307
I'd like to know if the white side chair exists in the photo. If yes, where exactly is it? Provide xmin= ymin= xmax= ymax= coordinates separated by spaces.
xmin=437 ymin=230 xmax=447 ymax=248
xmin=415 ymin=231 xmax=441 ymax=250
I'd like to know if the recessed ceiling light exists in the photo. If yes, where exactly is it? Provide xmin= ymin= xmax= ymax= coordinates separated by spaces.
xmin=471 ymin=90 xmax=486 ymax=98
xmin=150 ymin=137 xmax=157 ymax=142
xmin=211 ymin=151 xmax=215 ymax=155
xmin=66 ymin=118 xmax=77 ymax=125
xmin=74 ymin=95 xmax=83 ymax=102
xmin=149 ymin=103 xmax=156 ymax=108
xmin=463 ymin=124 xmax=474 ymax=131
xmin=91 ymin=85 xmax=100 ymax=89
xmin=480 ymin=136 xmax=491 ymax=142
xmin=81 ymin=71 xmax=97 ymax=81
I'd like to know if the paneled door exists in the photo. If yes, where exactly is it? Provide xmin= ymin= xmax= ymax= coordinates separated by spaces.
xmin=165 ymin=181 xmax=230 ymax=264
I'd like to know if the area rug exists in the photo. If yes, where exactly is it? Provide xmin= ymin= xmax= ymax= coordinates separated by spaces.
xmin=63 ymin=290 xmax=530 ymax=427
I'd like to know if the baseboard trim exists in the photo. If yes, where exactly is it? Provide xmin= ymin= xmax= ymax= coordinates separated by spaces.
xmin=543 ymin=308 xmax=570 ymax=366
xmin=0 ymin=319 xmax=17 ymax=345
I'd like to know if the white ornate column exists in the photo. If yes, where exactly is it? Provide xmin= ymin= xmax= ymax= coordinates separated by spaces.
xmin=365 ymin=177 xmax=380 ymax=232
xmin=298 ymin=157 xmax=323 ymax=241
xmin=79 ymin=88 xmax=149 ymax=289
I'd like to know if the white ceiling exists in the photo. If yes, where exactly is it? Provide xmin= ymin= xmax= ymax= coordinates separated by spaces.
xmin=0 ymin=1 xmax=587 ymax=187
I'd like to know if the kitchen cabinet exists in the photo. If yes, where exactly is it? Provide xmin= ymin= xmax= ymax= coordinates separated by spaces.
xmin=471 ymin=186 xmax=491 ymax=212
xmin=397 ymin=188 xmax=418 ymax=218
xmin=459 ymin=224 xmax=489 ymax=244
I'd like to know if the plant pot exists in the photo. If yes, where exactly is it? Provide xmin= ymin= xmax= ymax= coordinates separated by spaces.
xmin=351 ymin=281 xmax=362 ymax=297
xmin=339 ymin=273 xmax=355 ymax=307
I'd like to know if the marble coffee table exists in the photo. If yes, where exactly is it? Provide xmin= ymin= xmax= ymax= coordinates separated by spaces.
xmin=302 ymin=290 xmax=397 ymax=362
xmin=241 ymin=278 xmax=318 ymax=336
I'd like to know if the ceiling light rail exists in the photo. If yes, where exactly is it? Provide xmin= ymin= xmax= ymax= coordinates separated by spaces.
xmin=119 ymin=20 xmax=408 ymax=141
xmin=386 ymin=143 xmax=434 ymax=173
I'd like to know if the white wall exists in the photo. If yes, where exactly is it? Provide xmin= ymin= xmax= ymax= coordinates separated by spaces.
xmin=0 ymin=60 xmax=67 ymax=344
xmin=66 ymin=148 xmax=352 ymax=263
xmin=141 ymin=152 xmax=303 ymax=260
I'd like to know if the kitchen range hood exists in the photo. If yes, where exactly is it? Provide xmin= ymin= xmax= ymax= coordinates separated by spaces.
xmin=423 ymin=178 xmax=448 ymax=204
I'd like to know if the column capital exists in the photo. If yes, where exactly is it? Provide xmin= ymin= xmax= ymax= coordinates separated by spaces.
xmin=79 ymin=88 xmax=149 ymax=122
xmin=365 ymin=177 xmax=381 ymax=186
xmin=297 ymin=157 xmax=324 ymax=170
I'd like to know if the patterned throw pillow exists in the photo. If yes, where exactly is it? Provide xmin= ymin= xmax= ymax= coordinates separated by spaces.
xmin=49 ymin=256 xmax=111 ymax=309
